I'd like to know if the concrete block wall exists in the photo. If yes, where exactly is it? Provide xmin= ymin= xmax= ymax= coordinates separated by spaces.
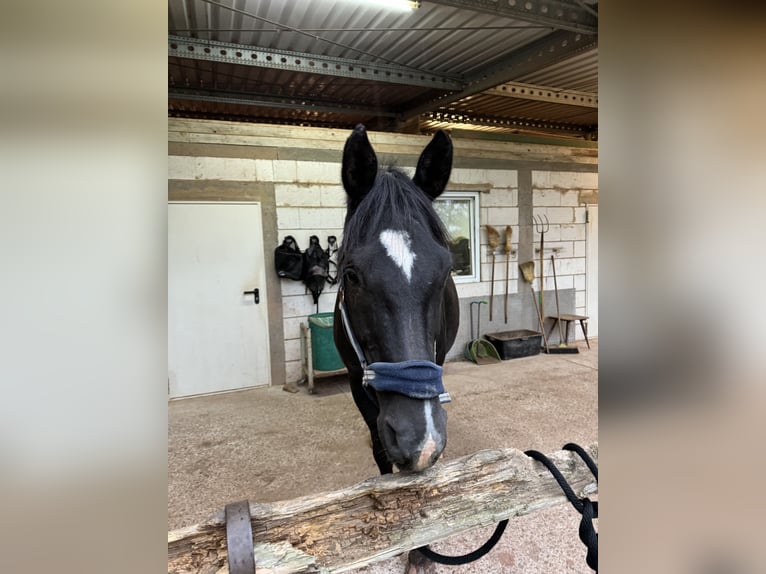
xmin=532 ymin=170 xmax=598 ymax=318
xmin=273 ymin=165 xmax=347 ymax=383
xmin=445 ymin=170 xmax=519 ymax=358
xmin=445 ymin=169 xmax=598 ymax=356
xmin=168 ymin=119 xmax=597 ymax=386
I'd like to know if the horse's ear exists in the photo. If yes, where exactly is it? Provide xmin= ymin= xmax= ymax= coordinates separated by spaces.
xmin=342 ymin=124 xmax=378 ymax=205
xmin=413 ymin=130 xmax=453 ymax=200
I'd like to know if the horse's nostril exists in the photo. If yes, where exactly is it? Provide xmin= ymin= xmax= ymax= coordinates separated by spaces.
xmin=382 ymin=421 xmax=399 ymax=450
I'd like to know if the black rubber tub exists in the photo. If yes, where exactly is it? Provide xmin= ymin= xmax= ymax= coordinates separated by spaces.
xmin=484 ymin=329 xmax=543 ymax=360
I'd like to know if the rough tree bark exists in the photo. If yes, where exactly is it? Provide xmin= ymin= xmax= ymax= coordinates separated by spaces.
xmin=168 ymin=443 xmax=597 ymax=573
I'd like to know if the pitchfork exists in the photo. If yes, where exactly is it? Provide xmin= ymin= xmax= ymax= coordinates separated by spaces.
xmin=533 ymin=214 xmax=550 ymax=321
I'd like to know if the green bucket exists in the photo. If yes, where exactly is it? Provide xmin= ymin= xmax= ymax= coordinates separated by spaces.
xmin=308 ymin=312 xmax=344 ymax=372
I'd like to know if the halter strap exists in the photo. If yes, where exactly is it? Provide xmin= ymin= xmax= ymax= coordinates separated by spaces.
xmin=337 ymin=285 xmax=451 ymax=404
xmin=338 ymin=286 xmax=368 ymax=371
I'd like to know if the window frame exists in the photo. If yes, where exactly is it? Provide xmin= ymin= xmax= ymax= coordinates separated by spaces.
xmin=434 ymin=191 xmax=481 ymax=284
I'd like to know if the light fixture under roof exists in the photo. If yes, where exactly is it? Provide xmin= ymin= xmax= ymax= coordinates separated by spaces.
xmin=354 ymin=0 xmax=420 ymax=12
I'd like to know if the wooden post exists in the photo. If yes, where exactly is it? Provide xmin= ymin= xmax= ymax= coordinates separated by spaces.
xmin=168 ymin=443 xmax=597 ymax=573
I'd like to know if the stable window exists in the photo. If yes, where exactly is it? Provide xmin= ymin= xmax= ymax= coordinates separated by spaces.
xmin=434 ymin=191 xmax=480 ymax=283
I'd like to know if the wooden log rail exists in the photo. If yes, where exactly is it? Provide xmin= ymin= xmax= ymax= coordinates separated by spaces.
xmin=168 ymin=443 xmax=598 ymax=573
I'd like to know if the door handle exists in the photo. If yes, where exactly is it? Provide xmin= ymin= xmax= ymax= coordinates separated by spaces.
xmin=243 ymin=288 xmax=260 ymax=304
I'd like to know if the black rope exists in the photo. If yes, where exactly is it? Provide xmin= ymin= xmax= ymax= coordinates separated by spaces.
xmin=525 ymin=447 xmax=598 ymax=572
xmin=413 ymin=443 xmax=598 ymax=570
xmin=524 ymin=449 xmax=586 ymax=512
xmin=415 ymin=519 xmax=508 ymax=565
xmin=579 ymin=498 xmax=598 ymax=571
xmin=563 ymin=442 xmax=598 ymax=482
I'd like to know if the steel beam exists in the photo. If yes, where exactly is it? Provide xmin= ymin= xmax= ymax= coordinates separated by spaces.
xmin=485 ymin=81 xmax=597 ymax=107
xmin=400 ymin=30 xmax=595 ymax=121
xmin=169 ymin=35 xmax=463 ymax=91
xmin=423 ymin=110 xmax=591 ymax=134
xmin=430 ymin=0 xmax=597 ymax=35
xmin=169 ymin=88 xmax=400 ymax=118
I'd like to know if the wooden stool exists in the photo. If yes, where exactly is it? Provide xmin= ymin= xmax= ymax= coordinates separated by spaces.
xmin=545 ymin=314 xmax=590 ymax=349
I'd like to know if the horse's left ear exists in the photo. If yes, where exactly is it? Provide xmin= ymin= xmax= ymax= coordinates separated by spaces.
xmin=413 ymin=130 xmax=453 ymax=200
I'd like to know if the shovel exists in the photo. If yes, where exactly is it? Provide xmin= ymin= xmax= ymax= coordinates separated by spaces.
xmin=464 ymin=301 xmax=501 ymax=364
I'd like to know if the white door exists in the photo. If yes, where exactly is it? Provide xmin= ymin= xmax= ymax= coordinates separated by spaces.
xmin=168 ymin=202 xmax=271 ymax=398
xmin=586 ymin=205 xmax=598 ymax=337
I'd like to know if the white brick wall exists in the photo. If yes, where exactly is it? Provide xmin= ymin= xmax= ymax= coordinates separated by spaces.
xmin=532 ymin=171 xmax=595 ymax=323
xmin=485 ymin=169 xmax=518 ymax=188
xmin=285 ymin=360 xmax=303 ymax=384
xmin=533 ymin=170 xmax=598 ymax=190
xmin=168 ymin=156 xmax=195 ymax=179
xmin=254 ymin=159 xmax=275 ymax=181
xmin=284 ymin=338 xmax=301 ymax=363
xmin=276 ymin=207 xmax=301 ymax=229
xmin=534 ymin=206 xmax=576 ymax=224
xmin=451 ymin=168 xmax=489 ymax=184
xmin=561 ymin=224 xmax=586 ymax=241
xmin=533 ymin=189 xmax=562 ymax=206
xmin=297 ymin=162 xmax=341 ymax=184
xmin=481 ymin=187 xmax=517 ymax=207
xmin=283 ymin=316 xmax=304 ymax=341
xmin=275 ymin=185 xmax=322 ymax=207
xmin=199 ymin=157 xmax=256 ymax=180
xmin=486 ymin=207 xmax=519 ymax=226
xmin=273 ymin=160 xmax=298 ymax=182
xmin=168 ymin=156 xmax=259 ymax=180
xmin=561 ymin=190 xmax=580 ymax=206
xmin=296 ymin=207 xmax=346 ymax=229
xmin=320 ymin=186 xmax=346 ymax=206
xmin=275 ymin=161 xmax=345 ymax=384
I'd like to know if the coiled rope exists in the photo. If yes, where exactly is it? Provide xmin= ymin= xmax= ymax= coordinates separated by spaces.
xmin=416 ymin=442 xmax=598 ymax=571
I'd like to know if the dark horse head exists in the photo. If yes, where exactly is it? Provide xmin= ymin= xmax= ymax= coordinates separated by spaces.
xmin=334 ymin=125 xmax=459 ymax=474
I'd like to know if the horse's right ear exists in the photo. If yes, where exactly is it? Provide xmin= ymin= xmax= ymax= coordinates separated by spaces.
xmin=413 ymin=130 xmax=453 ymax=200
xmin=342 ymin=124 xmax=378 ymax=205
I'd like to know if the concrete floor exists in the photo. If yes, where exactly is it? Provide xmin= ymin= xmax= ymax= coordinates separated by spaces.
xmin=168 ymin=339 xmax=598 ymax=573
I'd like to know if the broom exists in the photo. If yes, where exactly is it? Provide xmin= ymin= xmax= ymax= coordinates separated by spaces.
xmin=486 ymin=225 xmax=500 ymax=321
xmin=549 ymin=254 xmax=579 ymax=354
xmin=518 ymin=261 xmax=549 ymax=353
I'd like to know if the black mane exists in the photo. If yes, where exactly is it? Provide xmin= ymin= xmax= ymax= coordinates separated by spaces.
xmin=340 ymin=167 xmax=450 ymax=259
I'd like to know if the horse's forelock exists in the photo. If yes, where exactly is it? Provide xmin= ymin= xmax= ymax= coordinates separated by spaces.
xmin=341 ymin=167 xmax=449 ymax=260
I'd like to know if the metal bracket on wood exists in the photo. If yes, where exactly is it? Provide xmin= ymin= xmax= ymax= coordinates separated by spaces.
xmin=534 ymin=246 xmax=563 ymax=255
xmin=226 ymin=500 xmax=256 ymax=573
xmin=489 ymin=247 xmax=518 ymax=257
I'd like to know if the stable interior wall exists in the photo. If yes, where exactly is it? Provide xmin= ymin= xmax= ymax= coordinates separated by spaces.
xmin=168 ymin=119 xmax=597 ymax=386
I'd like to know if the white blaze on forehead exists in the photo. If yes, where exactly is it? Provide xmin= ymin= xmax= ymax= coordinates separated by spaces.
xmin=379 ymin=229 xmax=416 ymax=282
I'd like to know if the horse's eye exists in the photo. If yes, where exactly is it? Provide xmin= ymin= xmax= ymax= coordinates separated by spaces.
xmin=344 ymin=268 xmax=360 ymax=285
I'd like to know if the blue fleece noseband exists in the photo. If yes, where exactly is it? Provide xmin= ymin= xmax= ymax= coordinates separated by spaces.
xmin=339 ymin=286 xmax=451 ymax=404
xmin=364 ymin=360 xmax=445 ymax=399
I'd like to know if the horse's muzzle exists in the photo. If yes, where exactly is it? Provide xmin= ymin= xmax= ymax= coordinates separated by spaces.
xmin=368 ymin=361 xmax=449 ymax=472
xmin=378 ymin=392 xmax=448 ymax=472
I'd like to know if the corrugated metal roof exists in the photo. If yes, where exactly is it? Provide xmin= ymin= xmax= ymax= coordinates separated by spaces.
xmin=448 ymin=92 xmax=597 ymax=124
xmin=515 ymin=48 xmax=598 ymax=92
xmin=168 ymin=0 xmax=598 ymax=139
